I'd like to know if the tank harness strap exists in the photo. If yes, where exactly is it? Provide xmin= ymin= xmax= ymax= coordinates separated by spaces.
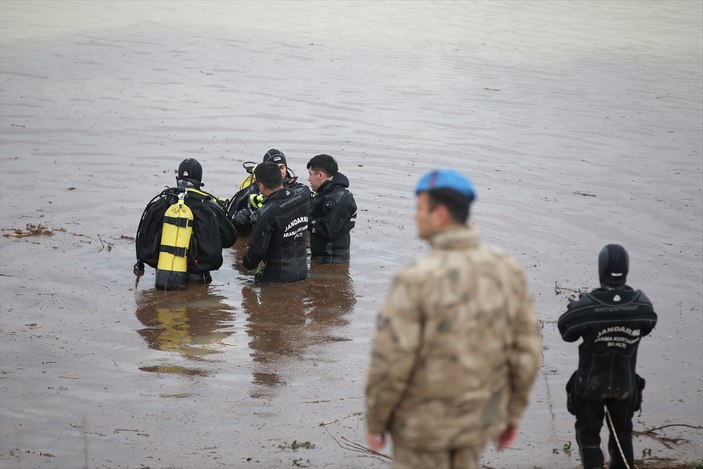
xmin=163 ymin=216 xmax=194 ymax=228
xmin=159 ymin=245 xmax=188 ymax=258
xmin=187 ymin=187 xmax=218 ymax=202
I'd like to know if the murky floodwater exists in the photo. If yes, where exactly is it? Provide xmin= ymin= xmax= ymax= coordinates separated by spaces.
xmin=1 ymin=1 xmax=701 ymax=468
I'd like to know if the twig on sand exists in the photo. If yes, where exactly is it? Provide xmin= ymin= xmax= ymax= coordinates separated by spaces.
xmin=14 ymin=424 xmax=22 ymax=468
xmin=82 ymin=417 xmax=89 ymax=469
xmin=97 ymin=234 xmax=113 ymax=252
xmin=319 ymin=412 xmax=362 ymax=427
xmin=322 ymin=426 xmax=391 ymax=461
xmin=635 ymin=455 xmax=679 ymax=467
xmin=541 ymin=368 xmax=557 ymax=424
xmin=554 ymin=281 xmax=585 ymax=301
xmin=633 ymin=423 xmax=703 ymax=449
xmin=643 ymin=423 xmax=703 ymax=433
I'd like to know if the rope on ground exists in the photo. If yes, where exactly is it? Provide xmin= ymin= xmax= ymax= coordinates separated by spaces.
xmin=605 ymin=405 xmax=631 ymax=469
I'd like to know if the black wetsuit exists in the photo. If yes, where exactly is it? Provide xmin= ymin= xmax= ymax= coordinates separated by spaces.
xmin=308 ymin=172 xmax=357 ymax=263
xmin=558 ymin=286 xmax=657 ymax=469
xmin=136 ymin=184 xmax=236 ymax=286
xmin=242 ymin=185 xmax=310 ymax=283
xmin=228 ymin=174 xmax=305 ymax=237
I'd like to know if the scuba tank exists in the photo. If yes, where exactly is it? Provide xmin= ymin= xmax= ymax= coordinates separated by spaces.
xmin=228 ymin=160 xmax=295 ymax=215
xmin=226 ymin=161 xmax=258 ymax=228
xmin=155 ymin=192 xmax=194 ymax=290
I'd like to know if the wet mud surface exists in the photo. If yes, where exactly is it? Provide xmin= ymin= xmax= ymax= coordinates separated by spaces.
xmin=1 ymin=2 xmax=702 ymax=468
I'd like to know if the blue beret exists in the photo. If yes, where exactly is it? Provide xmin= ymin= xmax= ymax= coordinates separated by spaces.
xmin=415 ymin=169 xmax=476 ymax=200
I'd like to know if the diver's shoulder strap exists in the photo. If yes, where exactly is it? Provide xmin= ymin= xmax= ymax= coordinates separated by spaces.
xmin=160 ymin=186 xmax=183 ymax=197
xmin=185 ymin=187 xmax=228 ymax=210
xmin=186 ymin=187 xmax=214 ymax=199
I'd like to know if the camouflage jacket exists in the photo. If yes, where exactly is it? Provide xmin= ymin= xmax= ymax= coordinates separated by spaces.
xmin=365 ymin=225 xmax=542 ymax=450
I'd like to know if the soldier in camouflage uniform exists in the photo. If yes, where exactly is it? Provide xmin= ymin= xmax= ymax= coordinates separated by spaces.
xmin=365 ymin=169 xmax=542 ymax=469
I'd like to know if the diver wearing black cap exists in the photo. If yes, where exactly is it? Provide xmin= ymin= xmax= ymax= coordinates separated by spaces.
xmin=227 ymin=149 xmax=310 ymax=237
xmin=306 ymin=154 xmax=357 ymax=263
xmin=135 ymin=158 xmax=236 ymax=289
xmin=558 ymin=244 xmax=657 ymax=469
xmin=241 ymin=162 xmax=309 ymax=283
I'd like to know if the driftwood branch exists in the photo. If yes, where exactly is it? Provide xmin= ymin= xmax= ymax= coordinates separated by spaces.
xmin=321 ymin=420 xmax=391 ymax=461
xmin=643 ymin=423 xmax=703 ymax=433
xmin=633 ymin=423 xmax=703 ymax=449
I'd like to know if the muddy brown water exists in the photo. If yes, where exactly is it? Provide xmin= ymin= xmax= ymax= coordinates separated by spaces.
xmin=1 ymin=2 xmax=701 ymax=468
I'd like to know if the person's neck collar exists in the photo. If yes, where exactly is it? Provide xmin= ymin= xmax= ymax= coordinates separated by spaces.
xmin=427 ymin=223 xmax=474 ymax=244
xmin=599 ymin=283 xmax=626 ymax=290
xmin=432 ymin=220 xmax=464 ymax=235
xmin=177 ymin=179 xmax=201 ymax=189
xmin=261 ymin=185 xmax=283 ymax=197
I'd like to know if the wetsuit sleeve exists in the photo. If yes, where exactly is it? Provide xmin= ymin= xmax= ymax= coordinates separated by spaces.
xmin=641 ymin=318 xmax=657 ymax=336
xmin=636 ymin=290 xmax=658 ymax=336
xmin=208 ymin=201 xmax=236 ymax=248
xmin=242 ymin=213 xmax=273 ymax=270
xmin=310 ymin=191 xmax=356 ymax=241
xmin=558 ymin=297 xmax=588 ymax=342
xmin=365 ymin=271 xmax=421 ymax=434
xmin=218 ymin=216 xmax=236 ymax=248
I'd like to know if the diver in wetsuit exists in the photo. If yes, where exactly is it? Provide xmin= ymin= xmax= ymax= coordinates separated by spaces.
xmin=306 ymin=154 xmax=357 ymax=263
xmin=558 ymin=244 xmax=657 ymax=469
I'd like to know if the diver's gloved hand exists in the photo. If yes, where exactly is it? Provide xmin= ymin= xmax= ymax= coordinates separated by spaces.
xmin=249 ymin=193 xmax=264 ymax=210
xmin=233 ymin=207 xmax=252 ymax=231
xmin=250 ymin=208 xmax=261 ymax=226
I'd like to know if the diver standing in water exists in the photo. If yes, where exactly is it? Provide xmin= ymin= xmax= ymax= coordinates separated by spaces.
xmin=306 ymin=154 xmax=357 ymax=263
xmin=227 ymin=149 xmax=310 ymax=238
xmin=135 ymin=158 xmax=236 ymax=289
xmin=559 ymin=244 xmax=657 ymax=469
xmin=241 ymin=162 xmax=309 ymax=283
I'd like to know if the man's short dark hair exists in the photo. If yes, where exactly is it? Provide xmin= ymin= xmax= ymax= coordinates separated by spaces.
xmin=255 ymin=162 xmax=283 ymax=190
xmin=307 ymin=154 xmax=338 ymax=176
xmin=426 ymin=188 xmax=471 ymax=224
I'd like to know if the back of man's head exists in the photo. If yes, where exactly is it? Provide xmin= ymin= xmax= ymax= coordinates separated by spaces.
xmin=307 ymin=154 xmax=338 ymax=176
xmin=255 ymin=162 xmax=284 ymax=190
xmin=415 ymin=169 xmax=476 ymax=224
xmin=177 ymin=158 xmax=203 ymax=187
xmin=263 ymin=148 xmax=287 ymax=166
xmin=598 ymin=244 xmax=629 ymax=287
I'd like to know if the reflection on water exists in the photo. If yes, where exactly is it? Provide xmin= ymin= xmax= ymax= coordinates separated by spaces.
xmin=242 ymin=262 xmax=356 ymax=394
xmin=135 ymin=286 xmax=235 ymax=375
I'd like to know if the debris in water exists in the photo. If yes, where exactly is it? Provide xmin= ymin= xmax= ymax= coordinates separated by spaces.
xmin=2 ymin=223 xmax=54 ymax=238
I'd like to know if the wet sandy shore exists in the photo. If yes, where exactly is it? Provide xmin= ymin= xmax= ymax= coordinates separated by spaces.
xmin=1 ymin=1 xmax=701 ymax=468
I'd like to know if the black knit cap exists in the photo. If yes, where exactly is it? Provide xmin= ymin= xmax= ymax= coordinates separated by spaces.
xmin=598 ymin=244 xmax=629 ymax=287
xmin=177 ymin=158 xmax=203 ymax=186
xmin=262 ymin=148 xmax=287 ymax=166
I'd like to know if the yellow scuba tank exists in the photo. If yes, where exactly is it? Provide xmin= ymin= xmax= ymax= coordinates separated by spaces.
xmin=155 ymin=192 xmax=193 ymax=290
